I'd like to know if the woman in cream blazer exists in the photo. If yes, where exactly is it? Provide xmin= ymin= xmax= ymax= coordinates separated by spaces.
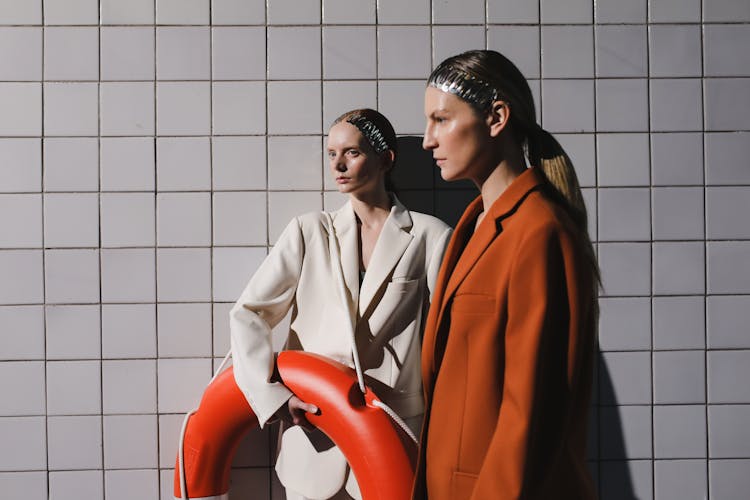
xmin=230 ymin=109 xmax=451 ymax=500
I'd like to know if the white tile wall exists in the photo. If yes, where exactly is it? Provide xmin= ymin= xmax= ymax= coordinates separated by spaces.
xmin=1 ymin=1 xmax=748 ymax=498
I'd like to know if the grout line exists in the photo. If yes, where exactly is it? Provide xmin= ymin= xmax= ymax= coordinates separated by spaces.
xmin=152 ymin=0 xmax=160 ymax=495
xmin=40 ymin=0 xmax=49 ymax=495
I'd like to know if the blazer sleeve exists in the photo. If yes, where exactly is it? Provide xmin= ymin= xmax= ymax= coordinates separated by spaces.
xmin=230 ymin=218 xmax=304 ymax=427
xmin=426 ymin=227 xmax=452 ymax=302
xmin=471 ymin=224 xmax=580 ymax=499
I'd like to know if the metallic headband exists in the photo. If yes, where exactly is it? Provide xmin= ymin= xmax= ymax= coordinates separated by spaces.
xmin=346 ymin=115 xmax=390 ymax=154
xmin=427 ymin=65 xmax=499 ymax=111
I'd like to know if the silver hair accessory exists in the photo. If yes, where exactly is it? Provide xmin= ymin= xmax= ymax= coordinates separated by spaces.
xmin=427 ymin=65 xmax=499 ymax=111
xmin=346 ymin=115 xmax=390 ymax=154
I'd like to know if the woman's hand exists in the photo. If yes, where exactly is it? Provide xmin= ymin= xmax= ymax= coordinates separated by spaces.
xmin=275 ymin=395 xmax=319 ymax=431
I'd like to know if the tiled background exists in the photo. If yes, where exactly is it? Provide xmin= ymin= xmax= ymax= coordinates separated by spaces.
xmin=0 ymin=0 xmax=749 ymax=499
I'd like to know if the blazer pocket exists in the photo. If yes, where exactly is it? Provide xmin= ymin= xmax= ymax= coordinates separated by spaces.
xmin=386 ymin=277 xmax=420 ymax=293
xmin=451 ymin=470 xmax=478 ymax=498
xmin=451 ymin=292 xmax=496 ymax=315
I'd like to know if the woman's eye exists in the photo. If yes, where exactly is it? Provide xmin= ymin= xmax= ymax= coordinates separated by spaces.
xmin=327 ymin=151 xmax=336 ymax=159
xmin=346 ymin=150 xmax=360 ymax=157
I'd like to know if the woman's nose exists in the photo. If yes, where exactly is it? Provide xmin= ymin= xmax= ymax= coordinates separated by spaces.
xmin=422 ymin=130 xmax=436 ymax=150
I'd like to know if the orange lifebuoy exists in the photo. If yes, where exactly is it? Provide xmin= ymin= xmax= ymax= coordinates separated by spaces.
xmin=174 ymin=351 xmax=418 ymax=500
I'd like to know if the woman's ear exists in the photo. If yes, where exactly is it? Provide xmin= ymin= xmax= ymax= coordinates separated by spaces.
xmin=381 ymin=149 xmax=396 ymax=171
xmin=487 ymin=100 xmax=510 ymax=138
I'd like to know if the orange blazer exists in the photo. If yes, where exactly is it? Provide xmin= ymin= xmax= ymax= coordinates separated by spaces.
xmin=413 ymin=168 xmax=597 ymax=500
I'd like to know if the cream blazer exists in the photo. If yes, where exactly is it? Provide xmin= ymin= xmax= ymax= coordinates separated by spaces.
xmin=230 ymin=197 xmax=451 ymax=498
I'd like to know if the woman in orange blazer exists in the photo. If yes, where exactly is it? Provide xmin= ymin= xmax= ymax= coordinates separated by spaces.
xmin=413 ymin=50 xmax=599 ymax=500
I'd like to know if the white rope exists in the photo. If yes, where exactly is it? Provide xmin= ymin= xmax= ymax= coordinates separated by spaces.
xmin=371 ymin=399 xmax=418 ymax=443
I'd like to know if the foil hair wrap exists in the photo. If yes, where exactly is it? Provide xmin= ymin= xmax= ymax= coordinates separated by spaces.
xmin=428 ymin=65 xmax=499 ymax=111
xmin=346 ymin=115 xmax=391 ymax=154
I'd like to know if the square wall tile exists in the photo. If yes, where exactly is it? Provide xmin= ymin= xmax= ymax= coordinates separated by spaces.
xmin=213 ymin=247 xmax=266 ymax=302
xmin=212 ymin=302 xmax=232 ymax=354
xmin=44 ymin=83 xmax=98 ymax=136
xmin=45 ymin=305 xmax=100 ymax=360
xmin=433 ymin=0 xmax=484 ymax=23
xmin=43 ymin=138 xmax=98 ymax=192
xmin=653 ymin=242 xmax=705 ymax=295
xmin=100 ymin=248 xmax=156 ymax=303
xmin=44 ymin=249 xmax=99 ymax=304
xmin=323 ymin=27 xmax=376 ymax=80
xmin=598 ymin=243 xmax=651 ymax=296
xmin=0 ymin=251 xmax=42 ymax=305
xmin=323 ymin=0 xmax=375 ymax=23
xmin=212 ymin=27 xmax=265 ymax=80
xmin=105 ymin=470 xmax=159 ymax=500
xmin=0 ymin=28 xmax=42 ymax=80
xmin=104 ymin=415 xmax=157 ymax=469
xmin=649 ymin=24 xmax=702 ymax=78
xmin=212 ymin=136 xmax=267 ymax=190
xmin=653 ymin=351 xmax=705 ymax=404
xmin=0 ymin=83 xmax=40 ymax=137
xmin=654 ymin=405 xmax=706 ymax=458
xmin=705 ymin=25 xmax=750 ymax=77
xmin=43 ymin=193 xmax=99 ymax=248
xmin=377 ymin=0 xmax=429 ymax=24
xmin=157 ymin=358 xmax=212 ymax=413
xmin=268 ymin=136 xmax=322 ymax=190
xmin=0 ymin=417 xmax=46 ymax=470
xmin=157 ymin=303 xmax=212 ymax=358
xmin=101 ymin=304 xmax=157 ymax=359
xmin=598 ymin=297 xmax=651 ymax=351
xmin=542 ymin=26 xmax=594 ymax=78
xmin=597 ymin=133 xmax=650 ymax=186
xmin=43 ymin=0 xmax=98 ymax=25
xmin=704 ymin=0 xmax=750 ymax=22
xmin=488 ymin=0 xmax=538 ymax=23
xmin=378 ymin=26 xmax=431 ymax=79
xmin=595 ymin=0 xmax=646 ymax=23
xmin=268 ymin=27 xmax=321 ymax=79
xmin=710 ymin=460 xmax=750 ymax=500
xmin=158 ymin=414 xmax=182 ymax=467
xmin=49 ymin=471 xmax=103 ymax=500
xmin=156 ymin=82 xmax=211 ymax=136
xmin=651 ymin=133 xmax=704 ymax=186
xmin=0 ymin=139 xmax=41 ymax=193
xmin=101 ymin=0 xmax=154 ymax=24
xmin=542 ymin=79 xmax=595 ymax=133
xmin=653 ymin=296 xmax=705 ymax=350
xmin=0 ymin=1 xmax=42 ymax=24
xmin=650 ymin=79 xmax=703 ymax=132
xmin=157 ymin=27 xmax=210 ymax=81
xmin=100 ymin=138 xmax=155 ymax=192
xmin=0 ymin=306 xmax=45 ymax=360
xmin=540 ymin=0 xmax=592 ymax=24
xmin=652 ymin=187 xmax=704 ymax=241
xmin=212 ymin=82 xmax=266 ymax=135
xmin=267 ymin=0 xmax=319 ymax=24
xmin=156 ymin=0 xmax=209 ymax=24
xmin=709 ymin=405 xmax=750 ymax=458
xmin=655 ymin=460 xmax=707 ymax=500
xmin=100 ymin=82 xmax=155 ymax=137
xmin=156 ymin=137 xmax=211 ymax=191
xmin=596 ymin=26 xmax=647 ymax=77
xmin=156 ymin=248 xmax=211 ymax=302
xmin=708 ymin=296 xmax=750 ymax=349
xmin=596 ymin=79 xmax=649 ymax=132
xmin=47 ymin=416 xmax=102 ymax=470
xmin=0 ymin=474 xmax=46 ymax=498
xmin=156 ymin=192 xmax=211 ymax=246
xmin=600 ymin=406 xmax=652 ymax=459
xmin=0 ymin=194 xmax=41 ymax=248
xmin=267 ymin=81 xmax=321 ymax=135
xmin=598 ymin=188 xmax=651 ymax=241
xmin=0 ymin=361 xmax=44 ymax=416
xmin=705 ymin=132 xmax=750 ymax=185
xmin=46 ymin=360 xmax=101 ymax=415
xmin=487 ymin=26 xmax=540 ymax=79
xmin=707 ymin=187 xmax=750 ymax=239
xmin=600 ymin=352 xmax=652 ymax=405
xmin=101 ymin=27 xmax=155 ymax=81
xmin=100 ymin=193 xmax=155 ymax=248
xmin=213 ymin=191 xmax=267 ymax=246
xmin=705 ymin=79 xmax=750 ymax=131
xmin=708 ymin=241 xmax=750 ymax=294
xmin=553 ymin=134 xmax=596 ymax=187
xmin=322 ymin=81 xmax=377 ymax=129
xmin=268 ymin=191 xmax=321 ymax=244
xmin=212 ymin=0 xmax=265 ymax=24
xmin=102 ymin=360 xmax=156 ymax=413
xmin=650 ymin=0 xmax=701 ymax=22
xmin=708 ymin=350 xmax=750 ymax=404
xmin=44 ymin=27 xmax=98 ymax=81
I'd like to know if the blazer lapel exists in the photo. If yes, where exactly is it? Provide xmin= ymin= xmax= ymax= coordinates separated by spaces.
xmin=331 ymin=202 xmax=360 ymax=313
xmin=358 ymin=197 xmax=414 ymax=316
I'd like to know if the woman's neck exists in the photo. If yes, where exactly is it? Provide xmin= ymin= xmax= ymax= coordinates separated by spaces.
xmin=475 ymin=147 xmax=527 ymax=214
xmin=349 ymin=189 xmax=392 ymax=229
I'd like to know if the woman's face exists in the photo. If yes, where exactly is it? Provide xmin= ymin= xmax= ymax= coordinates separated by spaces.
xmin=327 ymin=121 xmax=386 ymax=195
xmin=423 ymin=86 xmax=493 ymax=182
